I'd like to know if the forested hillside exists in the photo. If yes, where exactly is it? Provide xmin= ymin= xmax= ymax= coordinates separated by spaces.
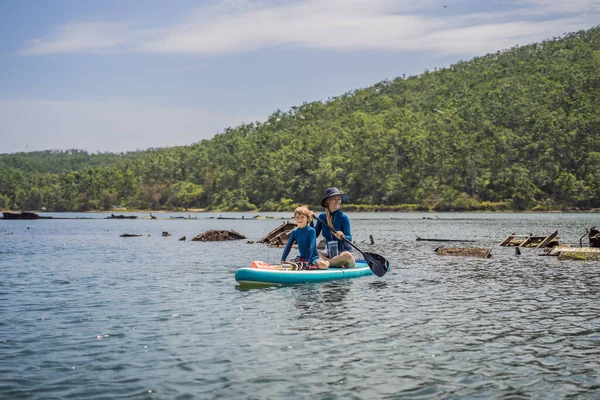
xmin=1 ymin=26 xmax=599 ymax=212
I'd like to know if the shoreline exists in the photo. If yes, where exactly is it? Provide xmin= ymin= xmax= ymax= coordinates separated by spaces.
xmin=2 ymin=208 xmax=600 ymax=214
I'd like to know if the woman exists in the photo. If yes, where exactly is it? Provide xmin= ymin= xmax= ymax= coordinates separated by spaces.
xmin=314 ymin=187 xmax=356 ymax=268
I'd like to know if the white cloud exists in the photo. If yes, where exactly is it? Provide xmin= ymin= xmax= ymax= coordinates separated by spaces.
xmin=415 ymin=18 xmax=589 ymax=55
xmin=21 ymin=22 xmax=139 ymax=55
xmin=526 ymin=0 xmax=600 ymax=13
xmin=0 ymin=99 xmax=260 ymax=153
xmin=19 ymin=0 xmax=599 ymax=57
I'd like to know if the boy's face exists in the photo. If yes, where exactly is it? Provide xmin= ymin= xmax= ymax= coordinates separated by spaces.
xmin=295 ymin=213 xmax=308 ymax=228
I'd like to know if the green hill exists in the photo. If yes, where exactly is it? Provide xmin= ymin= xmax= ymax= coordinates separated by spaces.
xmin=1 ymin=26 xmax=599 ymax=212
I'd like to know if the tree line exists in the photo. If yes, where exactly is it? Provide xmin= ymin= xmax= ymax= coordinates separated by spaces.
xmin=1 ymin=26 xmax=599 ymax=212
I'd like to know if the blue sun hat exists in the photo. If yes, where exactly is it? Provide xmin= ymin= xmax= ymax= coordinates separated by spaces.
xmin=320 ymin=187 xmax=349 ymax=208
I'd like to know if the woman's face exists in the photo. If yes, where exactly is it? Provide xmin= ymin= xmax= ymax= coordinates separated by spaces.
xmin=327 ymin=195 xmax=342 ymax=212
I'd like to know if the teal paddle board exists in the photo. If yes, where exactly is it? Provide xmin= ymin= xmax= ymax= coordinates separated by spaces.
xmin=235 ymin=260 xmax=373 ymax=286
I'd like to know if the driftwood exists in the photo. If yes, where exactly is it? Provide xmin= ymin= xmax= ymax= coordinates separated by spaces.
xmin=435 ymin=246 xmax=492 ymax=258
xmin=417 ymin=237 xmax=476 ymax=243
xmin=499 ymin=231 xmax=559 ymax=248
xmin=120 ymin=233 xmax=142 ymax=237
xmin=191 ymin=230 xmax=246 ymax=241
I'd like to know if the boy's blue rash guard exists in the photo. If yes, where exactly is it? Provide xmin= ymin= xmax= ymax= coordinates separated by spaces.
xmin=314 ymin=210 xmax=352 ymax=252
xmin=281 ymin=225 xmax=319 ymax=263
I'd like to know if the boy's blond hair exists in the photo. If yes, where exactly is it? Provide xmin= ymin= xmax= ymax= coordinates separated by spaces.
xmin=294 ymin=205 xmax=313 ymax=223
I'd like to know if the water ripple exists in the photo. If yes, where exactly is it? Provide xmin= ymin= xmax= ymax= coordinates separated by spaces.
xmin=1 ymin=213 xmax=599 ymax=398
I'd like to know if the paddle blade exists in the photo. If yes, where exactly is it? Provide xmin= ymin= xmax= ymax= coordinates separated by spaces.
xmin=363 ymin=252 xmax=390 ymax=277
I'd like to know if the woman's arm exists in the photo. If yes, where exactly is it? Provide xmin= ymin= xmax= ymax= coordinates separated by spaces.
xmin=342 ymin=213 xmax=352 ymax=242
xmin=314 ymin=216 xmax=322 ymax=238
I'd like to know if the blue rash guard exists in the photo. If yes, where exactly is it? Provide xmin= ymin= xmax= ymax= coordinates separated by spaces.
xmin=281 ymin=225 xmax=319 ymax=263
xmin=314 ymin=210 xmax=352 ymax=253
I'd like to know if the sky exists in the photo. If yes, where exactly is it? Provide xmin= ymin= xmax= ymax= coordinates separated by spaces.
xmin=0 ymin=0 xmax=598 ymax=154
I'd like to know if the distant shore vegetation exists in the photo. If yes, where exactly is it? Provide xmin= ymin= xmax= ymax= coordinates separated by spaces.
xmin=1 ymin=27 xmax=600 ymax=213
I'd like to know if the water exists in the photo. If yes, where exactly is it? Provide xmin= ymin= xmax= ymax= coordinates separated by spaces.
xmin=1 ymin=212 xmax=599 ymax=399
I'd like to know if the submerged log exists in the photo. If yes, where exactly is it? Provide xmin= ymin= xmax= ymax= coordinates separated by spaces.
xmin=361 ymin=235 xmax=375 ymax=244
xmin=547 ymin=246 xmax=600 ymax=261
xmin=417 ymin=237 xmax=476 ymax=243
xmin=435 ymin=246 xmax=492 ymax=258
xmin=107 ymin=214 xmax=137 ymax=219
xmin=191 ymin=230 xmax=246 ymax=241
xmin=557 ymin=250 xmax=600 ymax=261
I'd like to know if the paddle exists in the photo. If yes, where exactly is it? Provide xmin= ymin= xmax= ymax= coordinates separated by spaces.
xmin=313 ymin=214 xmax=389 ymax=277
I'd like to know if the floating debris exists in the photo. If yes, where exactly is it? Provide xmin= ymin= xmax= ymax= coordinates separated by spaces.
xmin=179 ymin=236 xmax=186 ymax=241
xmin=361 ymin=235 xmax=375 ymax=245
xmin=107 ymin=214 xmax=137 ymax=220
xmin=499 ymin=230 xmax=558 ymax=248
xmin=2 ymin=211 xmax=52 ymax=220
xmin=588 ymin=227 xmax=600 ymax=247
xmin=191 ymin=230 xmax=246 ymax=241
xmin=545 ymin=245 xmax=600 ymax=261
xmin=435 ymin=246 xmax=492 ymax=258
xmin=162 ymin=231 xmax=170 ymax=237
xmin=558 ymin=251 xmax=600 ymax=261
xmin=120 ymin=233 xmax=142 ymax=237
xmin=258 ymin=222 xmax=296 ymax=247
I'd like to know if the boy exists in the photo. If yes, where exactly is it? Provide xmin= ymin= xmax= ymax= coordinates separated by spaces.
xmin=281 ymin=206 xmax=330 ymax=270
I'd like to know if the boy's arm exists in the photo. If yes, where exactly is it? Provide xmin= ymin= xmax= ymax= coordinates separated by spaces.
xmin=309 ymin=228 xmax=317 ymax=261
xmin=281 ymin=231 xmax=295 ymax=263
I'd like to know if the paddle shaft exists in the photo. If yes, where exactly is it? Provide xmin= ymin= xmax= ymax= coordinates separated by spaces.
xmin=313 ymin=214 xmax=369 ymax=259
xmin=313 ymin=213 xmax=389 ymax=277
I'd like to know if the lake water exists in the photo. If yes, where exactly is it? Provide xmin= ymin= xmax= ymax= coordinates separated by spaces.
xmin=1 ymin=212 xmax=599 ymax=399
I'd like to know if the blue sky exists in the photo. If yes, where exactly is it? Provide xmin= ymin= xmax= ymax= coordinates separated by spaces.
xmin=0 ymin=0 xmax=598 ymax=154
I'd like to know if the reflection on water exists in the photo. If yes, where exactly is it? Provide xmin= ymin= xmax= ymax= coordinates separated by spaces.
xmin=367 ymin=281 xmax=388 ymax=290
xmin=294 ymin=282 xmax=352 ymax=321
xmin=1 ymin=212 xmax=599 ymax=398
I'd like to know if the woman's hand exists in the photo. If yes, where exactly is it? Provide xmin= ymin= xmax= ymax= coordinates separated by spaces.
xmin=333 ymin=230 xmax=344 ymax=240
